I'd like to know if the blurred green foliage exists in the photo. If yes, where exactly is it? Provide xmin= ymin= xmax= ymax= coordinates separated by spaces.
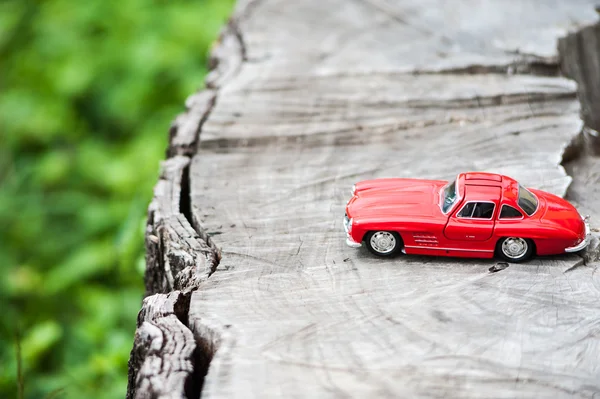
xmin=0 ymin=0 xmax=234 ymax=397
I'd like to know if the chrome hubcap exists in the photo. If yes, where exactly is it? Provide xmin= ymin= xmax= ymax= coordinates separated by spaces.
xmin=370 ymin=231 xmax=396 ymax=254
xmin=502 ymin=237 xmax=528 ymax=259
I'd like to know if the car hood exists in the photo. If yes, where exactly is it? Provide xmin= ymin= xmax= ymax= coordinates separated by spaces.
xmin=534 ymin=189 xmax=585 ymax=237
xmin=347 ymin=178 xmax=446 ymax=219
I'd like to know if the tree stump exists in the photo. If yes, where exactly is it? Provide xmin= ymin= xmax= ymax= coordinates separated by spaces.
xmin=128 ymin=1 xmax=600 ymax=398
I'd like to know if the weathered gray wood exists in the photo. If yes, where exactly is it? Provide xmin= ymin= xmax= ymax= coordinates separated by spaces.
xmin=559 ymin=17 xmax=600 ymax=265
xmin=144 ymin=155 xmax=219 ymax=294
xmin=129 ymin=0 xmax=600 ymax=398
xmin=128 ymin=156 xmax=220 ymax=397
xmin=168 ymin=92 xmax=216 ymax=157
xmin=559 ymin=19 xmax=600 ymax=144
xmin=127 ymin=292 xmax=198 ymax=399
xmin=190 ymin=1 xmax=600 ymax=397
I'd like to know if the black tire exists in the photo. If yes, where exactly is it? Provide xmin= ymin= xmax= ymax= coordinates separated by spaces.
xmin=496 ymin=237 xmax=535 ymax=263
xmin=364 ymin=231 xmax=403 ymax=257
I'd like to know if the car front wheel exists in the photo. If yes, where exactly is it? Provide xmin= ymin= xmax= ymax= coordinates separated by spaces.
xmin=365 ymin=231 xmax=402 ymax=257
xmin=496 ymin=237 xmax=534 ymax=262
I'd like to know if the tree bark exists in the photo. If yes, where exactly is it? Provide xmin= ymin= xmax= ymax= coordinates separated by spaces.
xmin=128 ymin=1 xmax=600 ymax=398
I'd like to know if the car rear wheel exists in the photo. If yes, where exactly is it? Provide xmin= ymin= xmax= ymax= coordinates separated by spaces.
xmin=496 ymin=237 xmax=534 ymax=262
xmin=365 ymin=231 xmax=402 ymax=257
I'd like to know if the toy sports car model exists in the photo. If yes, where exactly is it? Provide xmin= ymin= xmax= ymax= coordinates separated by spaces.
xmin=343 ymin=172 xmax=590 ymax=262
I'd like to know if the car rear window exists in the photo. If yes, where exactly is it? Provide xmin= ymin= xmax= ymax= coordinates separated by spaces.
xmin=517 ymin=185 xmax=538 ymax=216
xmin=500 ymin=205 xmax=523 ymax=219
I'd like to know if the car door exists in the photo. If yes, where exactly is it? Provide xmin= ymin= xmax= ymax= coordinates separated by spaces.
xmin=444 ymin=200 xmax=497 ymax=241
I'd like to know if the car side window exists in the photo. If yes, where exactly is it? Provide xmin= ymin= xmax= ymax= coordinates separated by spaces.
xmin=499 ymin=205 xmax=523 ymax=219
xmin=458 ymin=202 xmax=495 ymax=219
xmin=458 ymin=203 xmax=476 ymax=217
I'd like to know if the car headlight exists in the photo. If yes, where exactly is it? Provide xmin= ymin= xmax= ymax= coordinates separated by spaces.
xmin=348 ymin=218 xmax=353 ymax=234
xmin=351 ymin=184 xmax=356 ymax=196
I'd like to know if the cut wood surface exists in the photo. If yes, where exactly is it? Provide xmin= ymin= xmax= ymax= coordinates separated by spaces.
xmin=128 ymin=1 xmax=600 ymax=398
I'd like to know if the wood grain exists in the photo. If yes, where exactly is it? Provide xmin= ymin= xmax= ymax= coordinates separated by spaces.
xmin=129 ymin=0 xmax=600 ymax=397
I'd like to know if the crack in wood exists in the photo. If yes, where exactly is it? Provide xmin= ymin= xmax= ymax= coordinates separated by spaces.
xmin=143 ymin=156 xmax=219 ymax=295
xmin=412 ymin=60 xmax=561 ymax=76
xmin=168 ymin=91 xmax=217 ymax=158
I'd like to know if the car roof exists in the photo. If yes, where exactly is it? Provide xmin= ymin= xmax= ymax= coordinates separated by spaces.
xmin=458 ymin=172 xmax=520 ymax=204
xmin=463 ymin=184 xmax=502 ymax=202
xmin=464 ymin=172 xmax=502 ymax=182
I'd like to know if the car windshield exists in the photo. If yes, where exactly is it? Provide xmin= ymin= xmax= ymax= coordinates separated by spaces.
xmin=518 ymin=184 xmax=538 ymax=216
xmin=441 ymin=179 xmax=458 ymax=214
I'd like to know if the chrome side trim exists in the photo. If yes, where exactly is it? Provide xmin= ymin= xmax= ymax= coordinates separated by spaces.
xmin=404 ymin=245 xmax=494 ymax=253
xmin=565 ymin=221 xmax=591 ymax=253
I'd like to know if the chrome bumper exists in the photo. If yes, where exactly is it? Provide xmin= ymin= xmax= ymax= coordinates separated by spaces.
xmin=344 ymin=214 xmax=362 ymax=248
xmin=565 ymin=219 xmax=591 ymax=253
xmin=346 ymin=237 xmax=362 ymax=248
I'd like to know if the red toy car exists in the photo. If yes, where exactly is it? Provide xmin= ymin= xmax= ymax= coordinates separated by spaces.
xmin=344 ymin=172 xmax=590 ymax=262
